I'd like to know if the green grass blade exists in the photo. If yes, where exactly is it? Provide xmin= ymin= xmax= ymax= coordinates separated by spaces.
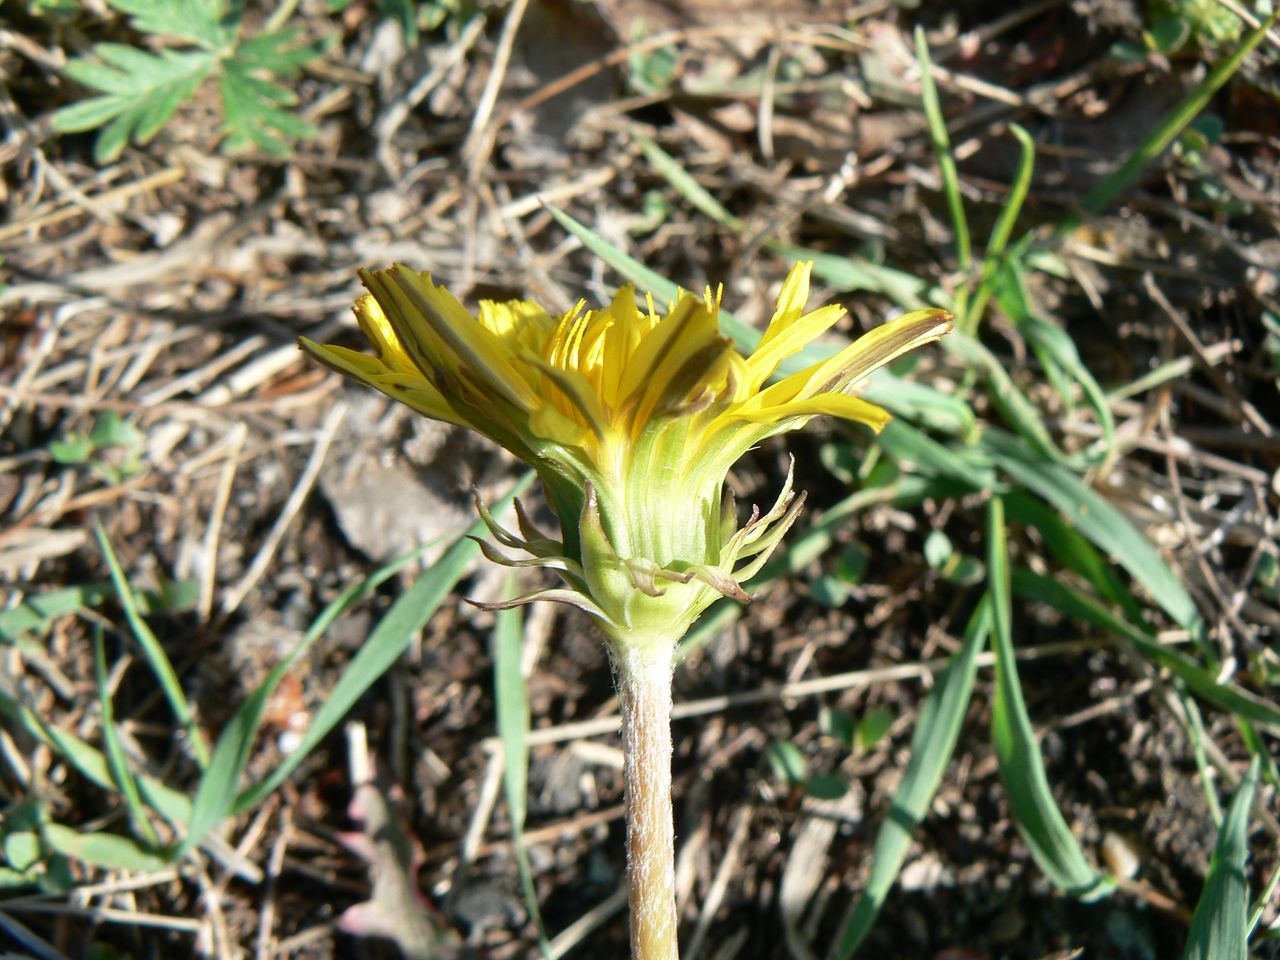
xmin=914 ymin=26 xmax=970 ymax=272
xmin=831 ymin=596 xmax=990 ymax=959
xmin=985 ymin=429 xmax=1204 ymax=636
xmin=1248 ymin=856 xmax=1280 ymax=936
xmin=633 ymin=133 xmax=743 ymax=229
xmin=92 ymin=628 xmax=160 ymax=848
xmin=95 ymin=524 xmax=210 ymax=767
xmin=1079 ymin=11 xmax=1280 ymax=221
xmin=233 ymin=472 xmax=535 ymax=812
xmin=0 ymin=688 xmax=193 ymax=826
xmin=995 ymin=260 xmax=1116 ymax=459
xmin=1180 ymin=693 xmax=1225 ymax=825
xmin=947 ymin=336 xmax=1065 ymax=464
xmin=492 ymin=589 xmax=551 ymax=956
xmin=1009 ymin=568 xmax=1280 ymax=730
xmin=181 ymin=534 xmax=454 ymax=855
xmin=1003 ymin=491 xmax=1142 ymax=621
xmin=1184 ymin=757 xmax=1259 ymax=960
xmin=876 ymin=419 xmax=998 ymax=490
xmin=967 ymin=124 xmax=1035 ymax=333
xmin=861 ymin=373 xmax=975 ymax=435
xmin=984 ymin=125 xmax=1035 ymax=263
xmin=766 ymin=244 xmax=933 ymax=311
xmin=988 ymin=497 xmax=1110 ymax=899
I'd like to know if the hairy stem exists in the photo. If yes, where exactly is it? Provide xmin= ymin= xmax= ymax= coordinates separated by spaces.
xmin=617 ymin=642 xmax=679 ymax=960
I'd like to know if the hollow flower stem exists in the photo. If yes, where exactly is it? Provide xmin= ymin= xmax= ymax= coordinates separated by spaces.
xmin=616 ymin=641 xmax=679 ymax=960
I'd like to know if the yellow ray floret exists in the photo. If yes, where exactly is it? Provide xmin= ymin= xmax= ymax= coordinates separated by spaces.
xmin=299 ymin=261 xmax=951 ymax=484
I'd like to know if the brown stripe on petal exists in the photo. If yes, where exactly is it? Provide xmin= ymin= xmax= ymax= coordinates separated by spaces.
xmin=651 ymin=340 xmax=734 ymax=418
xmin=810 ymin=311 xmax=953 ymax=396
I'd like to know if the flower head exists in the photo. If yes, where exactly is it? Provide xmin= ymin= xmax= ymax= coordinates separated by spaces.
xmin=301 ymin=262 xmax=950 ymax=649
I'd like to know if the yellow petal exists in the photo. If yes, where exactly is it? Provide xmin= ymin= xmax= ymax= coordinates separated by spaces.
xmin=743 ymin=262 xmax=847 ymax=390
xmin=366 ymin=266 xmax=538 ymax=413
xmin=744 ymin=302 xmax=845 ymax=391
xmin=617 ymin=292 xmax=701 ymax=402
xmin=771 ymin=307 xmax=953 ymax=402
xmin=298 ymin=338 xmax=462 ymax=424
xmin=477 ymin=298 xmax=555 ymax=353
xmin=733 ymin=392 xmax=893 ymax=431
xmin=352 ymin=294 xmax=415 ymax=373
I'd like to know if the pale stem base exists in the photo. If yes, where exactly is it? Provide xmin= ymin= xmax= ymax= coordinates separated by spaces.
xmin=616 ymin=642 xmax=679 ymax=960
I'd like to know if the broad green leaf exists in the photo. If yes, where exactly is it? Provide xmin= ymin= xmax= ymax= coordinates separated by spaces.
xmin=805 ymin=774 xmax=849 ymax=800
xmin=985 ymin=429 xmax=1204 ymax=636
xmin=1184 ymin=758 xmax=1259 ymax=960
xmin=820 ymin=706 xmax=858 ymax=747
xmin=833 ymin=597 xmax=990 ymax=958
xmin=233 ymin=473 xmax=535 ymax=812
xmin=4 ymin=833 xmax=41 ymax=872
xmin=43 ymin=823 xmax=166 ymax=873
xmin=856 ymin=708 xmax=894 ymax=752
xmin=89 ymin=411 xmax=142 ymax=450
xmin=988 ymin=498 xmax=1110 ymax=899
xmin=235 ymin=28 xmax=331 ymax=74
xmin=219 ymin=65 xmax=316 ymax=157
xmin=55 ymin=47 xmax=214 ymax=161
xmin=768 ymin=740 xmax=808 ymax=784
xmin=43 ymin=97 xmax=125 ymax=133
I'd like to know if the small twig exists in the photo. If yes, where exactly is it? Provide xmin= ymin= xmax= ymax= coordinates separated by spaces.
xmin=0 ymin=165 xmax=186 ymax=243
xmin=504 ymin=638 xmax=1107 ymax=748
xmin=1158 ymin=404 xmax=1258 ymax=660
xmin=255 ymin=806 xmax=293 ymax=960
xmin=376 ymin=14 xmax=486 ymax=179
xmin=446 ymin=742 xmax=504 ymax=908
xmin=219 ymin=402 xmax=346 ymax=618
xmin=547 ymin=886 xmax=629 ymax=960
xmin=198 ymin=423 xmax=247 ymax=622
xmin=757 ymin=42 xmax=781 ymax=163
xmin=1144 ymin=272 xmax=1273 ymax=438
xmin=462 ymin=0 xmax=530 ymax=184
xmin=685 ymin=806 xmax=753 ymax=960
